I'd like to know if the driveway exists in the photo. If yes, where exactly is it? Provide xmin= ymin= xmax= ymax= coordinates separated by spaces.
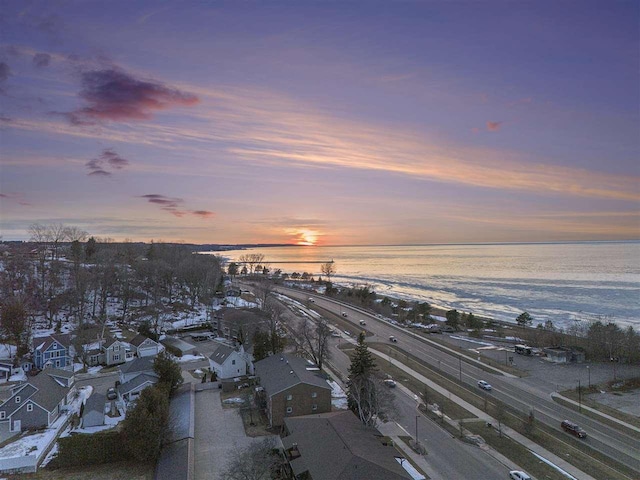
xmin=193 ymin=385 xmax=274 ymax=480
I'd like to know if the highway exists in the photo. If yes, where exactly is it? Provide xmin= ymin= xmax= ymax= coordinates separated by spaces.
xmin=276 ymin=286 xmax=640 ymax=477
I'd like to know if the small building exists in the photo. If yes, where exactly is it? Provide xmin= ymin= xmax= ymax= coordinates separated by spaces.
xmin=129 ymin=334 xmax=162 ymax=357
xmin=117 ymin=373 xmax=159 ymax=403
xmin=208 ymin=343 xmax=253 ymax=380
xmin=82 ymin=393 xmax=105 ymax=428
xmin=118 ymin=356 xmax=157 ymax=384
xmin=282 ymin=410 xmax=411 ymax=480
xmin=33 ymin=334 xmax=71 ymax=370
xmin=161 ymin=336 xmax=196 ymax=357
xmin=254 ymin=354 xmax=331 ymax=427
xmin=543 ymin=346 xmax=586 ymax=364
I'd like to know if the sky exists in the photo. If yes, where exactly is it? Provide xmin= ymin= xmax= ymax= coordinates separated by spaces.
xmin=0 ymin=1 xmax=638 ymax=246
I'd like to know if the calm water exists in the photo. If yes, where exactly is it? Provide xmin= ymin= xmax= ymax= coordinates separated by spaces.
xmin=213 ymin=242 xmax=640 ymax=330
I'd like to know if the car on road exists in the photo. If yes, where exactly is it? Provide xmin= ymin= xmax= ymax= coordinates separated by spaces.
xmin=341 ymin=312 xmax=348 ymax=317
xmin=383 ymin=379 xmax=397 ymax=388
xmin=389 ymin=335 xmax=397 ymax=342
xmin=561 ymin=420 xmax=587 ymax=438
xmin=359 ymin=320 xmax=366 ymax=325
xmin=308 ymin=297 xmax=315 ymax=303
xmin=107 ymin=387 xmax=117 ymax=400
xmin=477 ymin=380 xmax=492 ymax=391
xmin=509 ymin=471 xmax=532 ymax=480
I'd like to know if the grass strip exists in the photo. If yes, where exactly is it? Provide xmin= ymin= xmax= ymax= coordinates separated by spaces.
xmin=464 ymin=420 xmax=568 ymax=480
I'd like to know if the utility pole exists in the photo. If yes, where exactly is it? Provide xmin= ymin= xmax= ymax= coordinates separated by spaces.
xmin=578 ymin=379 xmax=582 ymax=413
xmin=459 ymin=356 xmax=462 ymax=382
xmin=587 ymin=365 xmax=590 ymax=389
xmin=415 ymin=415 xmax=419 ymax=447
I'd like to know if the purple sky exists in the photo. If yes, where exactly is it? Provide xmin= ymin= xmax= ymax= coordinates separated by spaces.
xmin=1 ymin=1 xmax=638 ymax=245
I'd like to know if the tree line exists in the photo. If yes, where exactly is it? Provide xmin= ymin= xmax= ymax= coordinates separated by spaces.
xmin=0 ymin=223 xmax=223 ymax=360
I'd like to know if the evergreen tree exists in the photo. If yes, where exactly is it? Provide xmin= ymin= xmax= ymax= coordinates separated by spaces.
xmin=153 ymin=351 xmax=184 ymax=393
xmin=122 ymin=386 xmax=169 ymax=461
xmin=516 ymin=311 xmax=533 ymax=327
xmin=446 ymin=309 xmax=460 ymax=330
xmin=347 ymin=333 xmax=381 ymax=425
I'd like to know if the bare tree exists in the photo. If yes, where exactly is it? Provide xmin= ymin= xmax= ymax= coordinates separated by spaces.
xmin=220 ymin=437 xmax=284 ymax=480
xmin=321 ymin=261 xmax=336 ymax=283
xmin=254 ymin=282 xmax=273 ymax=310
xmin=238 ymin=253 xmax=265 ymax=275
xmin=296 ymin=317 xmax=331 ymax=370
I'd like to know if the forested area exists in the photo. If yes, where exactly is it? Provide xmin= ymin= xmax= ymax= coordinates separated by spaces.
xmin=0 ymin=223 xmax=223 ymax=358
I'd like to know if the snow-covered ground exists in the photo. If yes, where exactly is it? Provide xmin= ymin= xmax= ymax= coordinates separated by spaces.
xmin=177 ymin=354 xmax=205 ymax=363
xmin=328 ymin=380 xmax=348 ymax=410
xmin=396 ymin=456 xmax=426 ymax=480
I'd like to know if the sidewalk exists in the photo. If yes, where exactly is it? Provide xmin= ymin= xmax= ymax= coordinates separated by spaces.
xmin=371 ymin=347 xmax=598 ymax=480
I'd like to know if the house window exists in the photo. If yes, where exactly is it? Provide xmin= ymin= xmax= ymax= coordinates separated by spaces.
xmin=27 ymin=404 xmax=33 ymax=412
xmin=113 ymin=355 xmax=120 ymax=362
xmin=286 ymin=407 xmax=293 ymax=414
xmin=286 ymin=394 xmax=292 ymax=401
xmin=0 ymin=411 xmax=5 ymax=419
xmin=312 ymin=404 xmax=318 ymax=411
xmin=114 ymin=345 xmax=120 ymax=351
xmin=232 ymin=360 xmax=236 ymax=365
xmin=15 ymin=396 xmax=20 ymax=403
xmin=311 ymin=392 xmax=317 ymax=398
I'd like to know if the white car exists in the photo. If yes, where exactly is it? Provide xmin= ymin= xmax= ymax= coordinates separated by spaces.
xmin=477 ymin=380 xmax=492 ymax=391
xmin=383 ymin=379 xmax=397 ymax=388
xmin=509 ymin=471 xmax=531 ymax=480
xmin=341 ymin=312 xmax=348 ymax=317
xmin=308 ymin=297 xmax=315 ymax=303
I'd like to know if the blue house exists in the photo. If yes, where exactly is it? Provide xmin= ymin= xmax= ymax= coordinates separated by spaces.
xmin=33 ymin=334 xmax=71 ymax=370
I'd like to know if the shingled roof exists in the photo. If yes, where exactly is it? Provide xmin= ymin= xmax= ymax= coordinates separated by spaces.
xmin=209 ymin=344 xmax=237 ymax=366
xmin=283 ymin=411 xmax=411 ymax=480
xmin=254 ymin=354 xmax=330 ymax=397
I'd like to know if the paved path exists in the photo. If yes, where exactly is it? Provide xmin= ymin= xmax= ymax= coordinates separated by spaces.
xmin=193 ymin=385 xmax=274 ymax=480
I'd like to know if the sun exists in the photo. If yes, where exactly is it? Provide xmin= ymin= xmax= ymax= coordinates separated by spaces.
xmin=286 ymin=228 xmax=319 ymax=246
xmin=297 ymin=229 xmax=318 ymax=246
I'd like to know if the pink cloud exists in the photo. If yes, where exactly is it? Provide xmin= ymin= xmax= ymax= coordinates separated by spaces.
xmin=486 ymin=121 xmax=503 ymax=132
xmin=67 ymin=68 xmax=199 ymax=125
xmin=192 ymin=210 xmax=215 ymax=218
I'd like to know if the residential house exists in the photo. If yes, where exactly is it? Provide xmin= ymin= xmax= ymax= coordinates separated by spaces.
xmin=282 ymin=410 xmax=411 ymax=480
xmin=129 ymin=334 xmax=162 ymax=357
xmin=102 ymin=337 xmax=130 ymax=366
xmin=0 ymin=368 xmax=74 ymax=442
xmin=0 ymin=361 xmax=14 ymax=382
xmin=117 ymin=357 xmax=159 ymax=403
xmin=82 ymin=393 xmax=105 ymax=428
xmin=208 ymin=343 xmax=253 ymax=380
xmin=33 ymin=334 xmax=71 ymax=370
xmin=254 ymin=354 xmax=331 ymax=427
xmin=83 ymin=335 xmax=133 ymax=367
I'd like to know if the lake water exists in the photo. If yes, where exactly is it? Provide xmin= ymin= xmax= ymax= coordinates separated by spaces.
xmin=211 ymin=242 xmax=640 ymax=330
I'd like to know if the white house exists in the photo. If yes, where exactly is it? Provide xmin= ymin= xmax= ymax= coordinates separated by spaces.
xmin=129 ymin=334 xmax=162 ymax=357
xmin=208 ymin=343 xmax=253 ymax=380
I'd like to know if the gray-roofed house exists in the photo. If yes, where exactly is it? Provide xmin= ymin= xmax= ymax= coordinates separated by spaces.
xmin=0 ymin=368 xmax=74 ymax=442
xmin=282 ymin=410 xmax=411 ymax=480
xmin=254 ymin=354 xmax=331 ymax=427
xmin=82 ymin=393 xmax=105 ymax=428
xmin=118 ymin=356 xmax=157 ymax=384
xmin=129 ymin=334 xmax=162 ymax=358
xmin=208 ymin=343 xmax=253 ymax=380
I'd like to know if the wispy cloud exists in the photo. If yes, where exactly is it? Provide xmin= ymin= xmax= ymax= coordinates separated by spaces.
xmin=66 ymin=68 xmax=199 ymax=125
xmin=86 ymin=148 xmax=130 ymax=177
xmin=139 ymin=194 xmax=214 ymax=219
xmin=7 ymin=82 xmax=639 ymax=202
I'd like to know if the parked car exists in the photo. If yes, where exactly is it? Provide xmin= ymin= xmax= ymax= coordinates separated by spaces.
xmin=509 ymin=471 xmax=532 ymax=480
xmin=359 ymin=320 xmax=366 ymax=325
xmin=308 ymin=297 xmax=315 ymax=303
xmin=107 ymin=387 xmax=117 ymax=400
xmin=389 ymin=336 xmax=397 ymax=342
xmin=477 ymin=380 xmax=492 ymax=391
xmin=561 ymin=420 xmax=587 ymax=438
xmin=341 ymin=312 xmax=348 ymax=317
xmin=384 ymin=379 xmax=397 ymax=388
